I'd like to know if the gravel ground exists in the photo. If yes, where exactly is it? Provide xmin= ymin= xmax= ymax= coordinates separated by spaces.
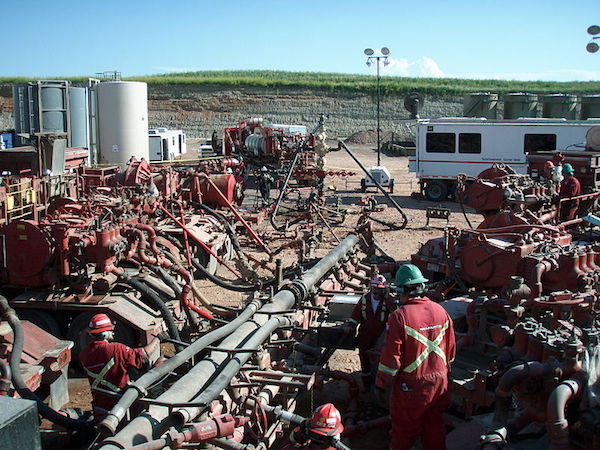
xmin=59 ymin=143 xmax=479 ymax=449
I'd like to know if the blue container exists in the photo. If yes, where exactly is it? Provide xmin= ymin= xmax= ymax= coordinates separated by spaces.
xmin=0 ymin=132 xmax=13 ymax=149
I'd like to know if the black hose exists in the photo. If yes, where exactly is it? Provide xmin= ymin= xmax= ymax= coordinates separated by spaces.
xmin=191 ymin=258 xmax=260 ymax=292
xmin=0 ymin=296 xmax=92 ymax=431
xmin=270 ymin=144 xmax=303 ymax=231
xmin=153 ymin=266 xmax=200 ymax=328
xmin=157 ymin=229 xmax=261 ymax=292
xmin=191 ymin=202 xmax=244 ymax=258
xmin=119 ymin=274 xmax=182 ymax=344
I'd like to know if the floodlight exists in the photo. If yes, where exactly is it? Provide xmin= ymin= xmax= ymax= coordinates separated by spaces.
xmin=383 ymin=58 xmax=390 ymax=66
xmin=588 ymin=25 xmax=600 ymax=36
xmin=366 ymin=60 xmax=372 ymax=67
xmin=381 ymin=47 xmax=390 ymax=56
xmin=587 ymin=42 xmax=600 ymax=53
xmin=364 ymin=48 xmax=374 ymax=56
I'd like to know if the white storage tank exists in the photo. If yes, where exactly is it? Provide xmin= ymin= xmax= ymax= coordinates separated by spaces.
xmin=96 ymin=81 xmax=149 ymax=166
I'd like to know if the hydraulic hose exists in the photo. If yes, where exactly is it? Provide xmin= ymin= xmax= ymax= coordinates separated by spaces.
xmin=158 ymin=230 xmax=261 ymax=292
xmin=99 ymin=235 xmax=359 ymax=448
xmin=152 ymin=266 xmax=200 ymax=327
xmin=0 ymin=295 xmax=92 ymax=431
xmin=117 ymin=272 xmax=181 ymax=343
xmin=98 ymin=299 xmax=263 ymax=436
xmin=191 ymin=202 xmax=244 ymax=258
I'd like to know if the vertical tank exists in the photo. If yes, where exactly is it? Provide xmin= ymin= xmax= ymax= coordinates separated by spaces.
xmin=13 ymin=81 xmax=69 ymax=136
xmin=96 ymin=81 xmax=149 ymax=166
xmin=463 ymin=92 xmax=498 ymax=119
xmin=580 ymin=95 xmax=600 ymax=119
xmin=38 ymin=81 xmax=69 ymax=134
xmin=68 ymin=87 xmax=89 ymax=149
xmin=542 ymin=94 xmax=577 ymax=119
xmin=502 ymin=92 xmax=538 ymax=119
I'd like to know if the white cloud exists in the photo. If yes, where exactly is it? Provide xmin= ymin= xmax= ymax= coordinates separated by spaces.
xmin=379 ymin=56 xmax=445 ymax=78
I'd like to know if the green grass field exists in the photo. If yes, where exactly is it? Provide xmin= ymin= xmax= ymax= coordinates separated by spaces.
xmin=1 ymin=70 xmax=599 ymax=97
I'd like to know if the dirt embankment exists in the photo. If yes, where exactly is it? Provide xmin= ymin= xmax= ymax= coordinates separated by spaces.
xmin=0 ymin=83 xmax=462 ymax=140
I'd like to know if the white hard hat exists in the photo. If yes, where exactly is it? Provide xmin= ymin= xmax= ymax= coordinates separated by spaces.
xmin=260 ymin=166 xmax=268 ymax=172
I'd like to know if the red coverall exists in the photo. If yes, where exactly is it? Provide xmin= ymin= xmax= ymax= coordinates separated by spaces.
xmin=348 ymin=293 xmax=392 ymax=382
xmin=376 ymin=296 xmax=455 ymax=450
xmin=559 ymin=176 xmax=581 ymax=221
xmin=79 ymin=340 xmax=147 ymax=414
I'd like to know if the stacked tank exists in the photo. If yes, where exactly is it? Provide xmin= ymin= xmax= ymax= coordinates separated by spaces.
xmin=464 ymin=92 xmax=600 ymax=120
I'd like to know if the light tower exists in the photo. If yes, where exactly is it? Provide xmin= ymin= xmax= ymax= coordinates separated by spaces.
xmin=361 ymin=47 xmax=395 ymax=193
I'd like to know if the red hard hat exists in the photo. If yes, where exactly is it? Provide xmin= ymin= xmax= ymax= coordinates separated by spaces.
xmin=370 ymin=274 xmax=387 ymax=289
xmin=544 ymin=161 xmax=555 ymax=169
xmin=307 ymin=403 xmax=344 ymax=437
xmin=88 ymin=313 xmax=115 ymax=334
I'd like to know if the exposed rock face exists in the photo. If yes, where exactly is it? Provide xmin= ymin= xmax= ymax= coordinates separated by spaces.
xmin=0 ymin=83 xmax=463 ymax=140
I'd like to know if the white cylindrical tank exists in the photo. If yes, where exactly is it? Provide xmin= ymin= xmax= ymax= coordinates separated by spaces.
xmin=96 ymin=81 xmax=149 ymax=166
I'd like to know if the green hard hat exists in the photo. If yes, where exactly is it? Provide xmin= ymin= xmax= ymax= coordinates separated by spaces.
xmin=562 ymin=163 xmax=574 ymax=174
xmin=394 ymin=264 xmax=428 ymax=289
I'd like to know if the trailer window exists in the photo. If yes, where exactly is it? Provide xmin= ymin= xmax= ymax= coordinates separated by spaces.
xmin=459 ymin=133 xmax=481 ymax=154
xmin=524 ymin=134 xmax=557 ymax=153
xmin=426 ymin=133 xmax=455 ymax=153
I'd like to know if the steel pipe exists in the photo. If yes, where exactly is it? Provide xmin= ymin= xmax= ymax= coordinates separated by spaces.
xmin=98 ymin=234 xmax=359 ymax=448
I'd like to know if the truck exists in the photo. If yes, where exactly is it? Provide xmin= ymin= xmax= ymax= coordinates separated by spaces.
xmin=408 ymin=118 xmax=600 ymax=201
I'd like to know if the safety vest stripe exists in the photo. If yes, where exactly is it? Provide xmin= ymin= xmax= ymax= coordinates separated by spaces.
xmin=84 ymin=358 xmax=121 ymax=392
xmin=377 ymin=362 xmax=398 ymax=377
xmin=403 ymin=321 xmax=449 ymax=374
xmin=348 ymin=318 xmax=359 ymax=325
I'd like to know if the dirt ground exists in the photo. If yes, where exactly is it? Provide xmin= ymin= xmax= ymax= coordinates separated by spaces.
xmin=60 ymin=142 xmax=479 ymax=449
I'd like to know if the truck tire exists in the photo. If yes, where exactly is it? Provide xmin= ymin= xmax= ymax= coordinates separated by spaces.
xmin=360 ymin=178 xmax=366 ymax=193
xmin=425 ymin=181 xmax=448 ymax=202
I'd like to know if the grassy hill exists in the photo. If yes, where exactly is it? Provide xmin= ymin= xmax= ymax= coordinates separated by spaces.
xmin=1 ymin=71 xmax=599 ymax=97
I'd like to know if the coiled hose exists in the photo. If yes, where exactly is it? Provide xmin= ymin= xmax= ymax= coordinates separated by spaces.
xmin=0 ymin=295 xmax=92 ymax=431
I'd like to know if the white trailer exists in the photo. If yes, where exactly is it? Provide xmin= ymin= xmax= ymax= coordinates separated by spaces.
xmin=408 ymin=118 xmax=600 ymax=201
xmin=148 ymin=128 xmax=187 ymax=161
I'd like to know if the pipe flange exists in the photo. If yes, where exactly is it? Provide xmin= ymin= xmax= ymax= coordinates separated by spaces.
xmin=286 ymin=280 xmax=308 ymax=303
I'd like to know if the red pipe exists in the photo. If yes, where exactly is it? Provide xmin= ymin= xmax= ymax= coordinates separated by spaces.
xmin=159 ymin=205 xmax=242 ymax=278
xmin=546 ymin=378 xmax=583 ymax=450
xmin=196 ymin=173 xmax=271 ymax=255
xmin=124 ymin=229 xmax=214 ymax=320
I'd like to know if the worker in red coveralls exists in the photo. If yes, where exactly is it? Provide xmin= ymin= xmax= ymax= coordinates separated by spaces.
xmin=558 ymin=163 xmax=581 ymax=221
xmin=79 ymin=313 xmax=160 ymax=420
xmin=282 ymin=403 xmax=345 ymax=450
xmin=376 ymin=264 xmax=455 ymax=450
xmin=346 ymin=273 xmax=393 ymax=392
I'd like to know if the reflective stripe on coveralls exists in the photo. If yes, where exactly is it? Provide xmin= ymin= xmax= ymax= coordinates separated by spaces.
xmin=377 ymin=320 xmax=449 ymax=376
xmin=84 ymin=357 xmax=121 ymax=392
xmin=403 ymin=321 xmax=449 ymax=373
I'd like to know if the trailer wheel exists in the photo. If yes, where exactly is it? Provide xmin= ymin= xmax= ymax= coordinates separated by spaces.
xmin=360 ymin=178 xmax=366 ymax=193
xmin=67 ymin=312 xmax=136 ymax=359
xmin=425 ymin=181 xmax=448 ymax=202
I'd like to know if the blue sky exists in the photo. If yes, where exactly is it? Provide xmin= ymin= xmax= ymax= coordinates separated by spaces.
xmin=4 ymin=0 xmax=599 ymax=81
